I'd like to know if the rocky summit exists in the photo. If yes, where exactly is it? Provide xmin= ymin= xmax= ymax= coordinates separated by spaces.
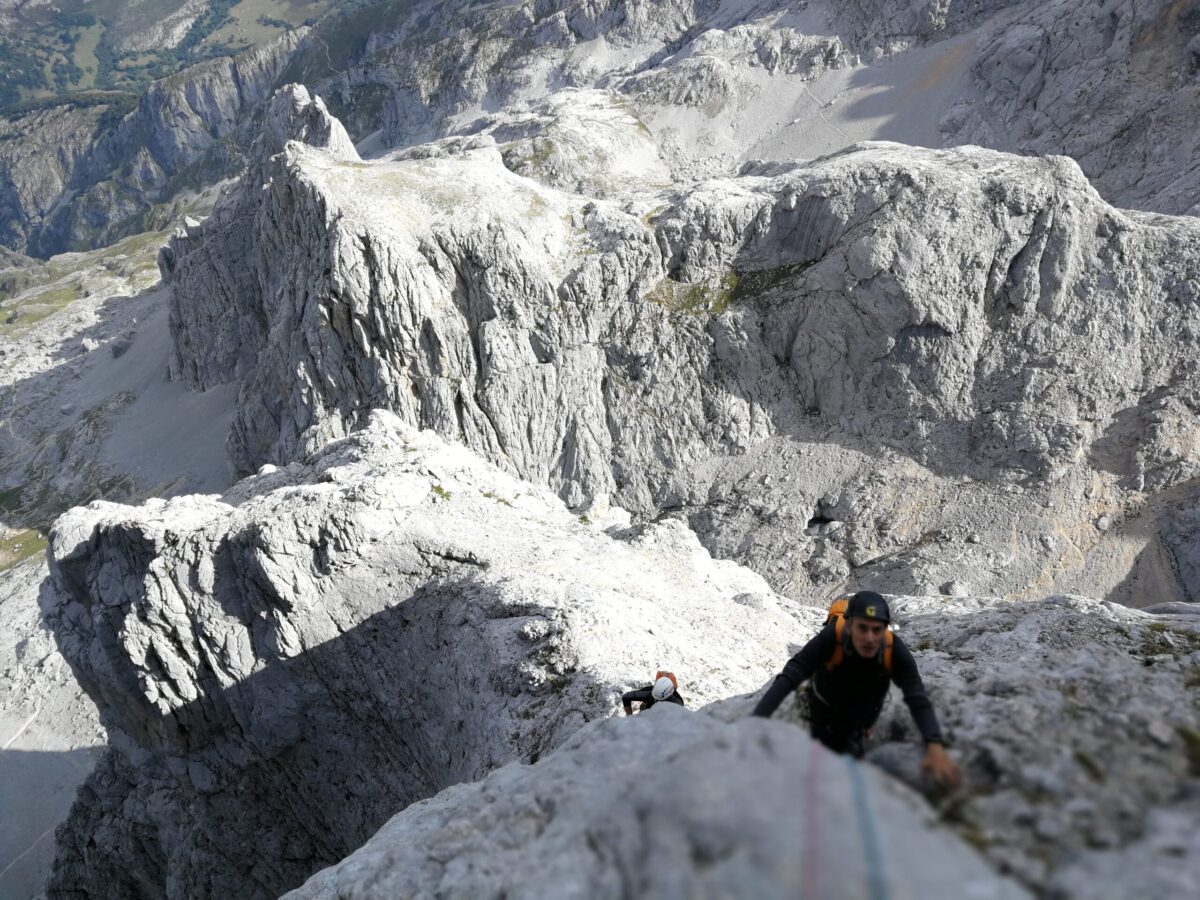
xmin=2 ymin=2 xmax=1200 ymax=899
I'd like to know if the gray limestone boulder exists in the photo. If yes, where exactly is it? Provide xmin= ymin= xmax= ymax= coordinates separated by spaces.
xmin=285 ymin=708 xmax=1028 ymax=900
xmin=41 ymin=411 xmax=808 ymax=899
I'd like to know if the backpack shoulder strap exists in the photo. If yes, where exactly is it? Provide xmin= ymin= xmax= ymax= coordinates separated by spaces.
xmin=825 ymin=616 xmax=846 ymax=670
xmin=826 ymin=618 xmax=895 ymax=673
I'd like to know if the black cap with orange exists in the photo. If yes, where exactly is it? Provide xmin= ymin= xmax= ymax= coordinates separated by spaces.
xmin=846 ymin=590 xmax=891 ymax=623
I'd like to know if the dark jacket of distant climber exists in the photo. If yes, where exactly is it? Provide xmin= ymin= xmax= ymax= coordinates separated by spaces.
xmin=622 ymin=671 xmax=685 ymax=714
xmin=621 ymin=686 xmax=685 ymax=714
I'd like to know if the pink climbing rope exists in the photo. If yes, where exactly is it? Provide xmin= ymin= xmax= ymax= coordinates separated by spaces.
xmin=802 ymin=736 xmax=824 ymax=900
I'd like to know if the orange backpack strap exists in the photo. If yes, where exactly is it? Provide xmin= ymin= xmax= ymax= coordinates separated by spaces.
xmin=825 ymin=614 xmax=895 ymax=673
xmin=825 ymin=615 xmax=846 ymax=670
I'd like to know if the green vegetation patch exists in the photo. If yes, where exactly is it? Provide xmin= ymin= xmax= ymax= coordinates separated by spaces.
xmin=639 ymin=205 xmax=668 ymax=230
xmin=729 ymin=262 xmax=815 ymax=302
xmin=0 ymin=225 xmax=168 ymax=336
xmin=1139 ymin=622 xmax=1200 ymax=658
xmin=645 ymin=261 xmax=817 ymax=317
xmin=646 ymin=271 xmax=740 ymax=316
xmin=0 ymin=283 xmax=84 ymax=337
xmin=0 ymin=528 xmax=48 ymax=572
xmin=0 ymin=0 xmax=334 ymax=113
xmin=1179 ymin=726 xmax=1200 ymax=777
xmin=0 ymin=37 xmax=50 ymax=108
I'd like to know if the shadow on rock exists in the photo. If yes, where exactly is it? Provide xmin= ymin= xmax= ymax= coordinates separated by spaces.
xmin=45 ymin=575 xmax=612 ymax=900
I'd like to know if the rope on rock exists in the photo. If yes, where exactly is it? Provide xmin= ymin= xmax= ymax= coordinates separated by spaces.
xmin=802 ymin=736 xmax=824 ymax=900
xmin=846 ymin=755 xmax=890 ymax=900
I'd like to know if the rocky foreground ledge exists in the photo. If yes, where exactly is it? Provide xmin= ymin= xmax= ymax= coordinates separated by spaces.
xmin=285 ymin=707 xmax=1027 ymax=900
xmin=39 ymin=413 xmax=1200 ymax=898
xmin=40 ymin=411 xmax=806 ymax=897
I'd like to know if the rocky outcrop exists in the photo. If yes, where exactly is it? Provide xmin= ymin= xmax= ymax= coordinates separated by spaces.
xmin=285 ymin=708 xmax=1028 ymax=900
xmin=161 ymin=83 xmax=359 ymax=388
xmin=943 ymin=0 xmax=1200 ymax=216
xmin=109 ymin=0 xmax=208 ymax=54
xmin=0 ymin=101 xmax=111 ymax=252
xmin=42 ymin=412 xmax=804 ymax=899
xmin=40 ymin=412 xmax=1200 ymax=896
xmin=828 ymin=0 xmax=1026 ymax=59
xmin=5 ymin=0 xmax=1200 ymax=257
xmin=165 ymin=91 xmax=1200 ymax=602
xmin=0 ymin=556 xmax=105 ymax=900
xmin=287 ymin=0 xmax=1200 ymax=215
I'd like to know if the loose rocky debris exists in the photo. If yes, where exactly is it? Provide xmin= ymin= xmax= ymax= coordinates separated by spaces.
xmin=0 ymin=556 xmax=104 ymax=899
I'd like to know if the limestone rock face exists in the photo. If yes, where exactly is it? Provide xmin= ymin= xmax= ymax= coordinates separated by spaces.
xmin=285 ymin=0 xmax=1200 ymax=213
xmin=944 ymin=0 xmax=1200 ymax=216
xmin=165 ymin=96 xmax=1200 ymax=601
xmin=871 ymin=596 xmax=1200 ymax=888
xmin=162 ymin=83 xmax=359 ymax=388
xmin=0 ymin=103 xmax=111 ymax=252
xmin=285 ymin=708 xmax=1028 ymax=900
xmin=42 ymin=411 xmax=805 ymax=899
xmin=4 ymin=0 xmax=1200 ymax=258
xmin=108 ymin=0 xmax=208 ymax=54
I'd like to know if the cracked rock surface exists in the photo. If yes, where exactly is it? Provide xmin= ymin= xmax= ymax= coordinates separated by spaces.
xmin=285 ymin=707 xmax=1028 ymax=900
xmin=42 ymin=411 xmax=805 ymax=899
xmin=165 ymin=86 xmax=1200 ymax=608
xmin=719 ymin=594 xmax=1200 ymax=892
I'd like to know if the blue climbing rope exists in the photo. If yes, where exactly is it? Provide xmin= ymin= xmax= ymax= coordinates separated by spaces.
xmin=845 ymin=755 xmax=890 ymax=900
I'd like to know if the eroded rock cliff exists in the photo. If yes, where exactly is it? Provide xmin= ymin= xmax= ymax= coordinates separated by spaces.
xmin=39 ymin=414 xmax=1200 ymax=897
xmin=0 ymin=30 xmax=306 ymax=257
xmin=285 ymin=707 xmax=1030 ymax=900
xmin=163 ymin=84 xmax=1200 ymax=606
xmin=43 ymin=412 xmax=805 ymax=898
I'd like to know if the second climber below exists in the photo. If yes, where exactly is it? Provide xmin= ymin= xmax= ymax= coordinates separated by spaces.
xmin=752 ymin=590 xmax=960 ymax=788
xmin=622 ymin=671 xmax=685 ymax=715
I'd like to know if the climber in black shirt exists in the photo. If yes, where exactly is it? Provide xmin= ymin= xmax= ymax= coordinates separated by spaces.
xmin=622 ymin=671 xmax=685 ymax=714
xmin=752 ymin=591 xmax=960 ymax=788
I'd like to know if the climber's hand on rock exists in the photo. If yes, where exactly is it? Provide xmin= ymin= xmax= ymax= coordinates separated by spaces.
xmin=921 ymin=742 xmax=961 ymax=790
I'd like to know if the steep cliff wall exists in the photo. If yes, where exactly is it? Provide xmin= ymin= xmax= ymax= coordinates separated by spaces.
xmin=163 ymin=87 xmax=1200 ymax=604
xmin=42 ymin=412 xmax=805 ymax=898
xmin=39 ymin=418 xmax=1200 ymax=898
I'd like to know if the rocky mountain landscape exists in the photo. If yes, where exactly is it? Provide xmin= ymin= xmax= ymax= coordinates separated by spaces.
xmin=2 ymin=1 xmax=1200 ymax=897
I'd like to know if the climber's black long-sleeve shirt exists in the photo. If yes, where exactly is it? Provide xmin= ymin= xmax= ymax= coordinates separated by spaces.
xmin=751 ymin=623 xmax=943 ymax=744
xmin=622 ymin=686 xmax=686 ymax=710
